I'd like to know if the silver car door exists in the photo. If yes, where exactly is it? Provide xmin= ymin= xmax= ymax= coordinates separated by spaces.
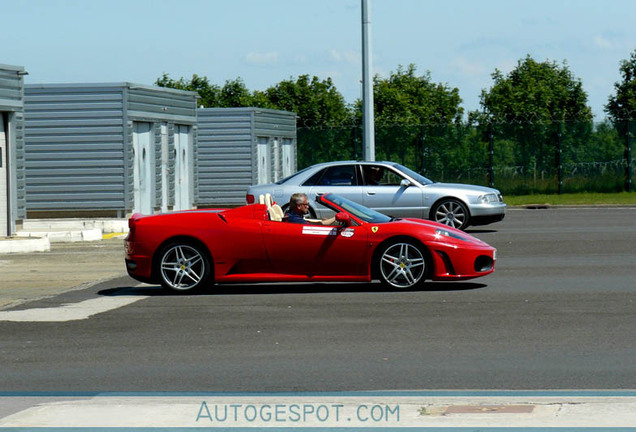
xmin=361 ymin=166 xmax=424 ymax=218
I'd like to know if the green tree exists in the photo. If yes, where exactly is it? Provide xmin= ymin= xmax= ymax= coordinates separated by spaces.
xmin=254 ymin=75 xmax=353 ymax=167
xmin=474 ymin=55 xmax=593 ymax=190
xmin=354 ymin=64 xmax=464 ymax=169
xmin=155 ymin=74 xmax=255 ymax=107
xmin=155 ymin=73 xmax=220 ymax=107
xmin=256 ymin=75 xmax=351 ymax=127
xmin=477 ymin=55 xmax=592 ymax=123
xmin=606 ymin=50 xmax=636 ymax=128
xmin=356 ymin=64 xmax=463 ymax=126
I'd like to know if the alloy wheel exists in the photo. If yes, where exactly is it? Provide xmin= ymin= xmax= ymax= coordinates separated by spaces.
xmin=160 ymin=244 xmax=207 ymax=291
xmin=434 ymin=200 xmax=468 ymax=230
xmin=379 ymin=242 xmax=426 ymax=289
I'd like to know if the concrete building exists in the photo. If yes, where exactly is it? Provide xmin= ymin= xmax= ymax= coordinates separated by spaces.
xmin=24 ymin=82 xmax=198 ymax=217
xmin=197 ymin=107 xmax=297 ymax=207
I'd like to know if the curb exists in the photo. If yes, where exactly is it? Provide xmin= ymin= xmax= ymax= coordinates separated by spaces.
xmin=0 ymin=237 xmax=50 ymax=254
xmin=16 ymin=228 xmax=103 ymax=243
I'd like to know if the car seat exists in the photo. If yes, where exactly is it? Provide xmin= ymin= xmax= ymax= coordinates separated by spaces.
xmin=264 ymin=193 xmax=284 ymax=221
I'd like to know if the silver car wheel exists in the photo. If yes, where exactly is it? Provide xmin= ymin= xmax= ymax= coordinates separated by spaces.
xmin=160 ymin=244 xmax=207 ymax=291
xmin=379 ymin=242 xmax=426 ymax=289
xmin=433 ymin=199 xmax=468 ymax=230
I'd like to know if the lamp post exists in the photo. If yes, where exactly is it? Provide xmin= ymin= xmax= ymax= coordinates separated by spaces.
xmin=361 ymin=0 xmax=375 ymax=161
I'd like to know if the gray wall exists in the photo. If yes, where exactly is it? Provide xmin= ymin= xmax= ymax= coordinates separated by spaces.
xmin=197 ymin=107 xmax=296 ymax=207
xmin=24 ymin=83 xmax=198 ymax=216
xmin=0 ymin=64 xmax=27 ymax=235
xmin=25 ymin=84 xmax=126 ymax=213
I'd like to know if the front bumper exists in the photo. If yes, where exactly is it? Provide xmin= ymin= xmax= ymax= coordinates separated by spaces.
xmin=469 ymin=202 xmax=507 ymax=218
xmin=429 ymin=241 xmax=496 ymax=281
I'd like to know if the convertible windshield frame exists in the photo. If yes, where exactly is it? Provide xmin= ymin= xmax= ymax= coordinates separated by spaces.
xmin=319 ymin=193 xmax=392 ymax=224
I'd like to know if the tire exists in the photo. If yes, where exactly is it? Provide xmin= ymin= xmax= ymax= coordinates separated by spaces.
xmin=431 ymin=199 xmax=470 ymax=230
xmin=157 ymin=241 xmax=212 ymax=293
xmin=376 ymin=240 xmax=429 ymax=289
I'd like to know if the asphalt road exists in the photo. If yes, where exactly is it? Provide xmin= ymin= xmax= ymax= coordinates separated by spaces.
xmin=1 ymin=207 xmax=635 ymax=392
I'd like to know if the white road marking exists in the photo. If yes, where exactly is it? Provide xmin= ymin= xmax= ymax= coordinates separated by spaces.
xmin=0 ymin=296 xmax=147 ymax=322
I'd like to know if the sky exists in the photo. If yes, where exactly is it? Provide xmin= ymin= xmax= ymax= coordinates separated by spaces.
xmin=2 ymin=0 xmax=636 ymax=119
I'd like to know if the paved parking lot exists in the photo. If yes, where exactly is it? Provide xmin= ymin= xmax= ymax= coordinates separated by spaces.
xmin=0 ymin=238 xmax=126 ymax=310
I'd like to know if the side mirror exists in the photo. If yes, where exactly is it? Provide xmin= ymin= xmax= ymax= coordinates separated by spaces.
xmin=335 ymin=212 xmax=351 ymax=226
xmin=400 ymin=179 xmax=411 ymax=187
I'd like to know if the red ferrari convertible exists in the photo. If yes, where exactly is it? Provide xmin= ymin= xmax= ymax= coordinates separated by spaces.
xmin=125 ymin=193 xmax=496 ymax=293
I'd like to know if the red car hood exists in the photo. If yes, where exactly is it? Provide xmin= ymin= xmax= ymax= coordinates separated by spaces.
xmin=399 ymin=217 xmax=492 ymax=247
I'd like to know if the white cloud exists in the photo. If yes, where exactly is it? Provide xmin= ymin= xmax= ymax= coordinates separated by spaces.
xmin=329 ymin=49 xmax=360 ymax=65
xmin=329 ymin=49 xmax=342 ymax=61
xmin=344 ymin=50 xmax=360 ymax=65
xmin=495 ymin=58 xmax=518 ymax=75
xmin=594 ymin=35 xmax=614 ymax=50
xmin=244 ymin=51 xmax=279 ymax=65
xmin=449 ymin=57 xmax=487 ymax=77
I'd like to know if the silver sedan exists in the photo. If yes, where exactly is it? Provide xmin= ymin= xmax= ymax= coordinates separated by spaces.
xmin=246 ymin=161 xmax=506 ymax=230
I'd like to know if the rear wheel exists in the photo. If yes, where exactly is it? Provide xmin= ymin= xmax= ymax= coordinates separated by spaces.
xmin=157 ymin=241 xmax=212 ymax=293
xmin=377 ymin=240 xmax=429 ymax=289
xmin=431 ymin=199 xmax=469 ymax=230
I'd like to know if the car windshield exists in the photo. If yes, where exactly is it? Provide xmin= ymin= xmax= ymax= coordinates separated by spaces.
xmin=321 ymin=193 xmax=392 ymax=224
xmin=392 ymin=163 xmax=434 ymax=185
xmin=275 ymin=166 xmax=313 ymax=185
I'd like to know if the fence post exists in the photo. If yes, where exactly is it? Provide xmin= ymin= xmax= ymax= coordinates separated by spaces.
xmin=557 ymin=121 xmax=563 ymax=195
xmin=626 ymin=120 xmax=633 ymax=192
xmin=352 ymin=126 xmax=359 ymax=160
xmin=488 ymin=122 xmax=495 ymax=188
xmin=420 ymin=125 xmax=426 ymax=174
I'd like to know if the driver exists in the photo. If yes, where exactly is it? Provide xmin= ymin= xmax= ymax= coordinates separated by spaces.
xmin=284 ymin=193 xmax=336 ymax=225
xmin=364 ymin=166 xmax=384 ymax=185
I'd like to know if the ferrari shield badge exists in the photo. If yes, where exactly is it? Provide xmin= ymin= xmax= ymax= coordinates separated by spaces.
xmin=371 ymin=226 xmax=379 ymax=233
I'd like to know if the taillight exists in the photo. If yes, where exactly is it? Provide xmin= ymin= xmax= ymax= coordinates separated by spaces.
xmin=128 ymin=213 xmax=141 ymax=229
xmin=246 ymin=194 xmax=255 ymax=204
xmin=126 ymin=213 xmax=140 ymax=241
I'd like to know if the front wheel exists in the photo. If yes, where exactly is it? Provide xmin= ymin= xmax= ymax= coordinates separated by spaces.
xmin=431 ymin=199 xmax=470 ymax=230
xmin=157 ymin=242 xmax=212 ymax=293
xmin=377 ymin=240 xmax=429 ymax=289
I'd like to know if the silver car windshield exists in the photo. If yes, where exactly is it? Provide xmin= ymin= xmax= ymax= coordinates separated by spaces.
xmin=275 ymin=166 xmax=313 ymax=185
xmin=393 ymin=163 xmax=434 ymax=185
xmin=322 ymin=194 xmax=392 ymax=224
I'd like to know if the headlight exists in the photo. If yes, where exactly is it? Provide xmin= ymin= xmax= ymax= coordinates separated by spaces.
xmin=478 ymin=193 xmax=499 ymax=203
xmin=435 ymin=228 xmax=469 ymax=242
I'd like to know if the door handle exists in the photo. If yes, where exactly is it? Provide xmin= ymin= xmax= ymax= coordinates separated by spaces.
xmin=367 ymin=190 xmax=376 ymax=195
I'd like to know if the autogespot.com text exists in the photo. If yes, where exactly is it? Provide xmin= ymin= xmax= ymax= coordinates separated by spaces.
xmin=196 ymin=401 xmax=400 ymax=425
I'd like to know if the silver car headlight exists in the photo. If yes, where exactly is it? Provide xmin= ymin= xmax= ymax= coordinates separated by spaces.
xmin=478 ymin=193 xmax=499 ymax=203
